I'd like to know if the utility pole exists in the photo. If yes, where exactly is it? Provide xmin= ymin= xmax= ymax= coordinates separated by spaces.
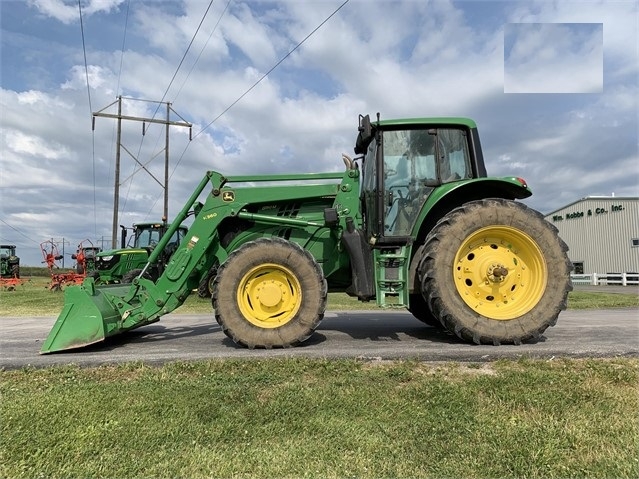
xmin=165 ymin=101 xmax=170 ymax=222
xmin=113 ymin=98 xmax=122 ymax=249
xmin=92 ymin=96 xmax=192 ymax=248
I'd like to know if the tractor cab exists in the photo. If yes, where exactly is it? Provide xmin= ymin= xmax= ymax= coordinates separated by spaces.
xmin=0 ymin=244 xmax=17 ymax=260
xmin=0 ymin=244 xmax=20 ymax=278
xmin=121 ymin=222 xmax=186 ymax=252
xmin=71 ymin=240 xmax=102 ymax=274
xmin=129 ymin=222 xmax=186 ymax=259
xmin=355 ymin=114 xmax=487 ymax=244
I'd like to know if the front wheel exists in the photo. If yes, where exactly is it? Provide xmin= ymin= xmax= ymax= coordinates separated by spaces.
xmin=213 ymin=237 xmax=327 ymax=348
xmin=419 ymin=198 xmax=572 ymax=345
xmin=197 ymin=263 xmax=218 ymax=298
xmin=121 ymin=268 xmax=154 ymax=284
xmin=87 ymin=270 xmax=101 ymax=283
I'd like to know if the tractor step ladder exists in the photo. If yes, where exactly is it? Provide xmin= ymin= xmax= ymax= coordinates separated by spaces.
xmin=373 ymin=246 xmax=411 ymax=308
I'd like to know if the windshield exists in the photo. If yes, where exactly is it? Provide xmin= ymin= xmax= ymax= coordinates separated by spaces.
xmin=0 ymin=246 xmax=15 ymax=257
xmin=131 ymin=225 xmax=186 ymax=248
xmin=382 ymin=127 xmax=472 ymax=236
xmin=133 ymin=227 xmax=162 ymax=248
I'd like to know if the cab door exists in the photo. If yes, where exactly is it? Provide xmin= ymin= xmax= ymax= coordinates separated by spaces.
xmin=360 ymin=134 xmax=382 ymax=241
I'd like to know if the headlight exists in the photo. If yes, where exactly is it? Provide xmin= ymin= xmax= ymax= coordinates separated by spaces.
xmin=100 ymin=255 xmax=114 ymax=261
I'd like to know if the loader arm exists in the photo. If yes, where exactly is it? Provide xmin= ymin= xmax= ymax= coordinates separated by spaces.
xmin=40 ymin=169 xmax=356 ymax=353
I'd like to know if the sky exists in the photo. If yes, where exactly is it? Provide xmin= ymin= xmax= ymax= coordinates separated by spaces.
xmin=1 ymin=0 xmax=638 ymax=267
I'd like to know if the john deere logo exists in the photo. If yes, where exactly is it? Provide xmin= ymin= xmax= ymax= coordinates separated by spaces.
xmin=222 ymin=191 xmax=235 ymax=202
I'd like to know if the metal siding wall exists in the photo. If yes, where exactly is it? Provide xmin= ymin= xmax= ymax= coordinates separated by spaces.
xmin=545 ymin=198 xmax=639 ymax=274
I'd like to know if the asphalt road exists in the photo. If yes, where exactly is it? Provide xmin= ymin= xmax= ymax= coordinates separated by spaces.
xmin=1 ymin=308 xmax=637 ymax=369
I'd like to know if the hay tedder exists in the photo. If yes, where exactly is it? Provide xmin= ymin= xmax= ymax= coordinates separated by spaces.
xmin=41 ymin=240 xmax=87 ymax=291
xmin=41 ymin=114 xmax=572 ymax=353
xmin=72 ymin=239 xmax=101 ymax=274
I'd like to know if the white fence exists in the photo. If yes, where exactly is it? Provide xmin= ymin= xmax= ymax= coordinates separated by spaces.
xmin=571 ymin=273 xmax=639 ymax=286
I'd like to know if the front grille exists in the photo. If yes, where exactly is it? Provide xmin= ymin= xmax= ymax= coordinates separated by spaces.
xmin=96 ymin=256 xmax=121 ymax=270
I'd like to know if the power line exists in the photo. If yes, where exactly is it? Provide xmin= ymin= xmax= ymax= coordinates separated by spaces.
xmin=0 ymin=219 xmax=39 ymax=244
xmin=135 ymin=0 xmax=215 ymax=138
xmin=194 ymin=0 xmax=349 ymax=139
xmin=78 ymin=0 xmax=98 ymax=238
xmin=116 ymin=0 xmax=131 ymax=97
xmin=123 ymin=0 xmax=214 ymax=219
xmin=139 ymin=0 xmax=229 ymax=221
xmin=170 ymin=0 xmax=350 ymax=175
xmin=78 ymin=0 xmax=92 ymax=114
xmin=161 ymin=0 xmax=215 ymax=106
xmin=172 ymin=0 xmax=233 ymax=104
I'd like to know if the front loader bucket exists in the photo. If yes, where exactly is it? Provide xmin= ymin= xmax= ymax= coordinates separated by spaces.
xmin=40 ymin=282 xmax=131 ymax=354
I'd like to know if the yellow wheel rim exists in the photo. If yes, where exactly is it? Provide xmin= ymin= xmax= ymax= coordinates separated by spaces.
xmin=237 ymin=263 xmax=301 ymax=328
xmin=453 ymin=226 xmax=547 ymax=320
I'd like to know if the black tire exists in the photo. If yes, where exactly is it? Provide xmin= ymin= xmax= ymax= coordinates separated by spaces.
xmin=419 ymin=198 xmax=572 ymax=345
xmin=121 ymin=268 xmax=153 ymax=284
xmin=213 ymin=237 xmax=327 ymax=348
xmin=11 ymin=265 xmax=20 ymax=279
xmin=408 ymin=293 xmax=441 ymax=328
xmin=197 ymin=263 xmax=218 ymax=298
xmin=88 ymin=270 xmax=101 ymax=283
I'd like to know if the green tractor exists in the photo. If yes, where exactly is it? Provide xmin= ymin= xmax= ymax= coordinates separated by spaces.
xmin=41 ymin=114 xmax=572 ymax=353
xmin=90 ymin=221 xmax=188 ymax=284
xmin=0 ymin=244 xmax=20 ymax=279
xmin=71 ymin=240 xmax=102 ymax=274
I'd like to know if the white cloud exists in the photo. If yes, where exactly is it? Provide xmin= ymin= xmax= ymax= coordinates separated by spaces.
xmin=28 ymin=0 xmax=125 ymax=24
xmin=4 ymin=130 xmax=70 ymax=160
xmin=61 ymin=65 xmax=115 ymax=95
xmin=220 ymin=3 xmax=280 ymax=70
xmin=504 ymin=23 xmax=603 ymax=93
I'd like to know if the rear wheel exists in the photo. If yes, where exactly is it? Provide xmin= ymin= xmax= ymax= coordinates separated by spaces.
xmin=408 ymin=293 xmax=441 ymax=328
xmin=213 ymin=237 xmax=327 ymax=348
xmin=419 ymin=198 xmax=572 ymax=345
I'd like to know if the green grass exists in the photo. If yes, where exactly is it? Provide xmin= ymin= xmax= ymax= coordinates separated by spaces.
xmin=565 ymin=291 xmax=639 ymax=309
xmin=1 ymin=358 xmax=637 ymax=478
xmin=2 ymin=271 xmax=637 ymax=477
xmin=1 ymin=276 xmax=638 ymax=316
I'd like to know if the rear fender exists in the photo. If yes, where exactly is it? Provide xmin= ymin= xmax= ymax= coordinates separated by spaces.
xmin=408 ymin=177 xmax=532 ymax=291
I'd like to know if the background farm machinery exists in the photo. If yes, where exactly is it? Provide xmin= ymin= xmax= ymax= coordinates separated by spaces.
xmin=0 ymin=244 xmax=25 ymax=290
xmin=41 ymin=240 xmax=101 ymax=291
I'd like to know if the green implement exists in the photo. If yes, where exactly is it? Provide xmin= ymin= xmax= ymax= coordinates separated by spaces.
xmin=40 ymin=283 xmax=128 ymax=351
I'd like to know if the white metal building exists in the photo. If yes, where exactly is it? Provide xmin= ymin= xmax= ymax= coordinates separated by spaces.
xmin=544 ymin=196 xmax=639 ymax=282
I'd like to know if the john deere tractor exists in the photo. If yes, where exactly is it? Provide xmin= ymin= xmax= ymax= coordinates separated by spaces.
xmin=71 ymin=240 xmax=102 ymax=274
xmin=0 ymin=244 xmax=20 ymax=279
xmin=90 ymin=221 xmax=188 ymax=284
xmin=41 ymin=114 xmax=572 ymax=353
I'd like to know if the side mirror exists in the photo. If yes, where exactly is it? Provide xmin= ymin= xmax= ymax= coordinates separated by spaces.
xmin=354 ymin=114 xmax=373 ymax=155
